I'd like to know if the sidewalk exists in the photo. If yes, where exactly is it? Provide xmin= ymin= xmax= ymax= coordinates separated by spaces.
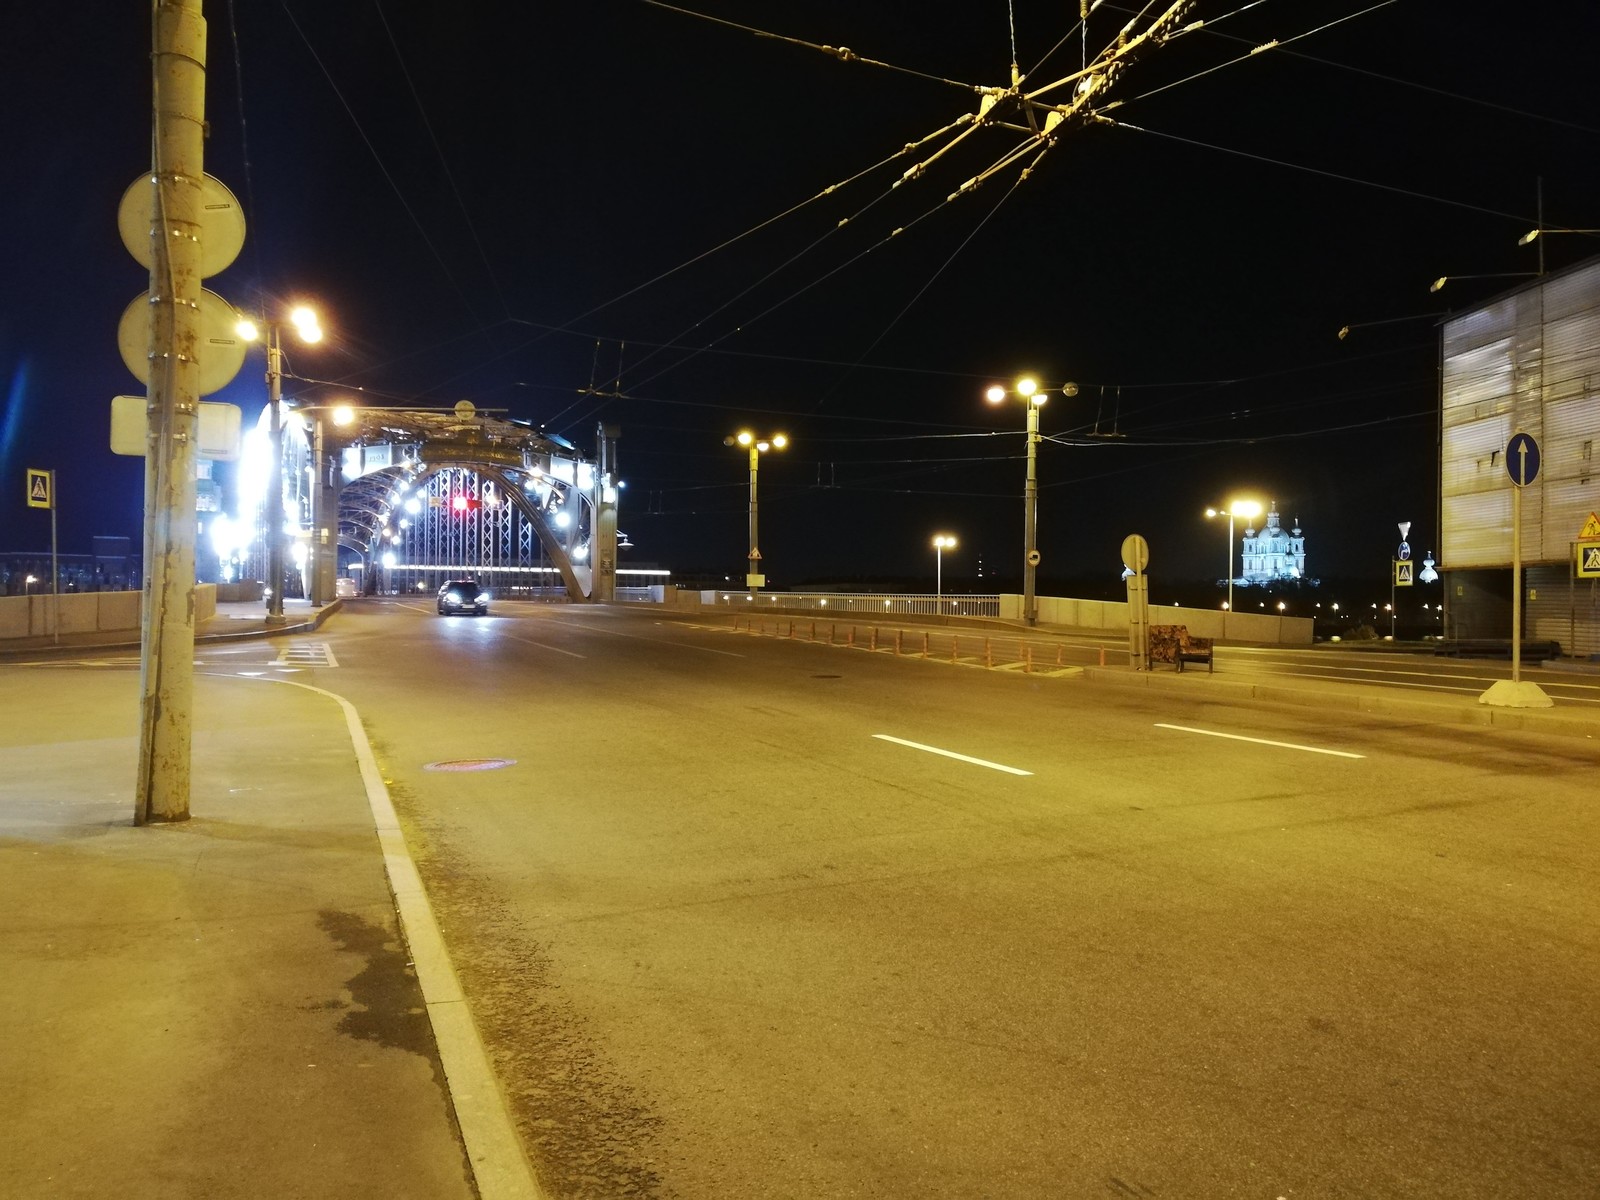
xmin=0 ymin=635 xmax=487 ymax=1198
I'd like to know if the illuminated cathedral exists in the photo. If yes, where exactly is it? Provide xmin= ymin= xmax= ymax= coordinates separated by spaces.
xmin=1238 ymin=502 xmax=1312 ymax=586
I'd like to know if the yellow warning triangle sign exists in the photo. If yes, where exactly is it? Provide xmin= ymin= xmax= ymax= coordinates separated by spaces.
xmin=1580 ymin=511 xmax=1600 ymax=540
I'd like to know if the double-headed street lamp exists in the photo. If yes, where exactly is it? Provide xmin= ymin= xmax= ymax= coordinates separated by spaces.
xmin=986 ymin=376 xmax=1074 ymax=627
xmin=932 ymin=534 xmax=957 ymax=599
xmin=1204 ymin=499 xmax=1262 ymax=615
xmin=237 ymin=305 xmax=323 ymax=623
xmin=725 ymin=429 xmax=787 ymax=591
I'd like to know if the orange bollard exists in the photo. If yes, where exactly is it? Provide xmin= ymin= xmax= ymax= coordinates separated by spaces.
xmin=847 ymin=627 xmax=856 ymax=648
xmin=951 ymin=637 xmax=958 ymax=664
xmin=1098 ymin=644 xmax=1106 ymax=667
xmin=870 ymin=628 xmax=878 ymax=651
xmin=893 ymin=630 xmax=902 ymax=656
xmin=984 ymin=638 xmax=992 ymax=669
xmin=922 ymin=632 xmax=930 ymax=658
xmin=1024 ymin=645 xmax=1033 ymax=674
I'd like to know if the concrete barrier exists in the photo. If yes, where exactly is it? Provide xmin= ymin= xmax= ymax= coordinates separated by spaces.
xmin=0 ymin=583 xmax=217 ymax=642
xmin=97 ymin=590 xmax=141 ymax=631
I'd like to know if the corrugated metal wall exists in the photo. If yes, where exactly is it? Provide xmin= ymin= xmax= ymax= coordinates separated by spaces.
xmin=1441 ymin=258 xmax=1600 ymax=567
xmin=1440 ymin=257 xmax=1600 ymax=658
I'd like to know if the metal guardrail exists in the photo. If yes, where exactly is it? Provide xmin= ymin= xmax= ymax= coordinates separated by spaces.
xmin=728 ymin=613 xmax=1124 ymax=673
xmin=713 ymin=591 xmax=1002 ymax=618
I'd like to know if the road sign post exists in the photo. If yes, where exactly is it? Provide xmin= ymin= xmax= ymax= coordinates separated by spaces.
xmin=1121 ymin=534 xmax=1150 ymax=670
xmin=25 ymin=469 xmax=59 ymax=644
xmin=1481 ymin=433 xmax=1552 ymax=708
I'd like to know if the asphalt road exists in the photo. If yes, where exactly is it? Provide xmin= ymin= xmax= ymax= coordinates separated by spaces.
xmin=316 ymin=599 xmax=1599 ymax=1199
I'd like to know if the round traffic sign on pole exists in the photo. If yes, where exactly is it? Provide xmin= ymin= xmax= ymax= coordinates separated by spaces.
xmin=1506 ymin=432 xmax=1541 ymax=487
xmin=118 ymin=172 xmax=247 ymax=279
xmin=117 ymin=289 xmax=248 ymax=396
xmin=1120 ymin=533 xmax=1149 ymax=575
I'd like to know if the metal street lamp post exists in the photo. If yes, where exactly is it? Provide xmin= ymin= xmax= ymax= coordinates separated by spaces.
xmin=726 ymin=429 xmax=787 ymax=592
xmin=932 ymin=534 xmax=957 ymax=599
xmin=238 ymin=305 xmax=323 ymax=623
xmin=1204 ymin=499 xmax=1262 ymax=617
xmin=986 ymin=377 xmax=1074 ymax=627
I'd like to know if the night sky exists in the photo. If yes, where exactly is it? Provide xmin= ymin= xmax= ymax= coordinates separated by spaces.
xmin=4 ymin=1 xmax=1599 ymax=597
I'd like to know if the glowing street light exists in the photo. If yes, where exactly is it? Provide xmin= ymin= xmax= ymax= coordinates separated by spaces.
xmin=986 ymin=376 xmax=1075 ymax=627
xmin=932 ymin=534 xmax=957 ymax=599
xmin=1204 ymin=499 xmax=1262 ymax=616
xmin=238 ymin=304 xmax=325 ymax=623
xmin=1429 ymin=273 xmax=1537 ymax=294
xmin=725 ymin=430 xmax=787 ymax=591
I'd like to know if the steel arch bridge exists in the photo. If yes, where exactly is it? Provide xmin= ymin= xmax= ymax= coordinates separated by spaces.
xmin=251 ymin=402 xmax=620 ymax=603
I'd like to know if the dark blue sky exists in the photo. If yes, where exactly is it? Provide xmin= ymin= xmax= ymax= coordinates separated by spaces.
xmin=4 ymin=1 xmax=1598 ymax=591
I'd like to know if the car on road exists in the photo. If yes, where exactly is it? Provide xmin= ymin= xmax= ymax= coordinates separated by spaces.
xmin=334 ymin=577 xmax=360 ymax=599
xmin=437 ymin=579 xmax=489 ymax=616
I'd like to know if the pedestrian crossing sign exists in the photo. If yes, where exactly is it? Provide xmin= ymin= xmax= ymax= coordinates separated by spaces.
xmin=1579 ymin=543 xmax=1600 ymax=579
xmin=1580 ymin=511 xmax=1600 ymax=540
xmin=25 ymin=468 xmax=52 ymax=510
xmin=1393 ymin=559 xmax=1413 ymax=586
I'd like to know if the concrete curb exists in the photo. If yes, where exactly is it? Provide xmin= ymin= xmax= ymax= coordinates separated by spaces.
xmin=1080 ymin=666 xmax=1600 ymax=740
xmin=258 ymin=675 xmax=546 ymax=1200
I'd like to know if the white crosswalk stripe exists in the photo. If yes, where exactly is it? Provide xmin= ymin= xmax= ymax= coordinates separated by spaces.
xmin=272 ymin=642 xmax=338 ymax=668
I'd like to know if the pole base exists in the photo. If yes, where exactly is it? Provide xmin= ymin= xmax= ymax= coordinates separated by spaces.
xmin=1478 ymin=679 xmax=1554 ymax=708
xmin=264 ymin=612 xmax=288 ymax=627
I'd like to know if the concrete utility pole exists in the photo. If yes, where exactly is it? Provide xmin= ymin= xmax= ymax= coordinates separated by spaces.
xmin=135 ymin=0 xmax=207 ymax=825
xmin=265 ymin=328 xmax=286 ymax=622
xmin=593 ymin=423 xmax=620 ymax=602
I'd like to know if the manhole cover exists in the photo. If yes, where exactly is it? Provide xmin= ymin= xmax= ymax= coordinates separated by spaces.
xmin=423 ymin=758 xmax=517 ymax=772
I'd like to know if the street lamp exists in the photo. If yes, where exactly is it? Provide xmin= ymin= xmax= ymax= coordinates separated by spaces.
xmin=1428 ymin=273 xmax=1537 ymax=294
xmin=932 ymin=534 xmax=957 ymax=599
xmin=725 ymin=429 xmax=787 ymax=591
xmin=986 ymin=376 xmax=1075 ymax=627
xmin=237 ymin=305 xmax=323 ymax=623
xmin=1204 ymin=499 xmax=1262 ymax=616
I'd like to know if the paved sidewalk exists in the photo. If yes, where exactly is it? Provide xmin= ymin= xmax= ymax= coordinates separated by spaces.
xmin=0 ymin=657 xmax=480 ymax=1199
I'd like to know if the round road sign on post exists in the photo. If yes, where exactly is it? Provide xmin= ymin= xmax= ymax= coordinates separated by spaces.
xmin=1026 ymin=549 xmax=1042 ymax=567
xmin=1506 ymin=432 xmax=1541 ymax=487
xmin=117 ymin=288 xmax=249 ymax=396
xmin=118 ymin=172 xmax=246 ymax=279
xmin=1120 ymin=533 xmax=1149 ymax=575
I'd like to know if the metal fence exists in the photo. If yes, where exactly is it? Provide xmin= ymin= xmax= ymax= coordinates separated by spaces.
xmin=711 ymin=591 xmax=1001 ymax=618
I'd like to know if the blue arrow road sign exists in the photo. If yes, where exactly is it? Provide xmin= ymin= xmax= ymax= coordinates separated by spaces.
xmin=1506 ymin=432 xmax=1541 ymax=487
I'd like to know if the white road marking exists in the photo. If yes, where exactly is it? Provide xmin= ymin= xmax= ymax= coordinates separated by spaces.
xmin=1154 ymin=723 xmax=1365 ymax=759
xmin=273 ymin=642 xmax=338 ymax=668
xmin=250 ymin=675 xmax=547 ymax=1200
xmin=503 ymin=633 xmax=586 ymax=658
xmin=872 ymin=734 xmax=1033 ymax=776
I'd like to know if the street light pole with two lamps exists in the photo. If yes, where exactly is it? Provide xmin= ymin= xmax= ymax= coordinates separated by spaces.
xmin=726 ymin=429 xmax=787 ymax=591
xmin=1204 ymin=498 xmax=1262 ymax=616
xmin=237 ymin=305 xmax=323 ymax=624
xmin=985 ymin=376 xmax=1075 ymax=627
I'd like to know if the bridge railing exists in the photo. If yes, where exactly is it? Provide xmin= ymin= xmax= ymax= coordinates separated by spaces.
xmin=708 ymin=591 xmax=1002 ymax=618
